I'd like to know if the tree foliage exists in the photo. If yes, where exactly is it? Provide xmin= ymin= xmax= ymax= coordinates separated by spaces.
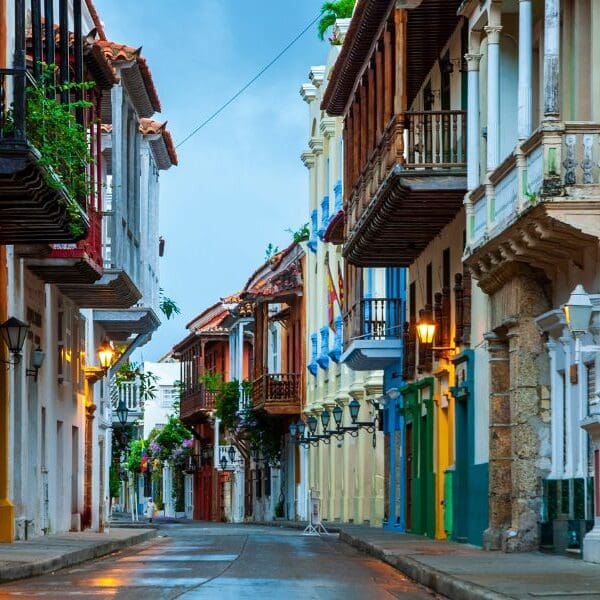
xmin=318 ymin=0 xmax=356 ymax=41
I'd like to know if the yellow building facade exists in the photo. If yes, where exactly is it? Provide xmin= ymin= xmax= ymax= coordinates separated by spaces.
xmin=300 ymin=27 xmax=385 ymax=526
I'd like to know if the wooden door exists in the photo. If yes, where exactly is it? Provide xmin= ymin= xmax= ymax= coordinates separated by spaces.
xmin=194 ymin=466 xmax=212 ymax=521
xmin=405 ymin=423 xmax=413 ymax=531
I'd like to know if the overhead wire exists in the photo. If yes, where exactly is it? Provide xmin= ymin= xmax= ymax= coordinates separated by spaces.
xmin=175 ymin=12 xmax=322 ymax=149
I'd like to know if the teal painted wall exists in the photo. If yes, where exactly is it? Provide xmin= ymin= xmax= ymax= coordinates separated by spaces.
xmin=402 ymin=378 xmax=435 ymax=538
xmin=451 ymin=350 xmax=488 ymax=546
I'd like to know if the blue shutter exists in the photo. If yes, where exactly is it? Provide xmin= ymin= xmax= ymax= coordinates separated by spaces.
xmin=317 ymin=326 xmax=330 ymax=370
xmin=318 ymin=195 xmax=330 ymax=240
xmin=308 ymin=209 xmax=318 ymax=253
xmin=308 ymin=333 xmax=318 ymax=376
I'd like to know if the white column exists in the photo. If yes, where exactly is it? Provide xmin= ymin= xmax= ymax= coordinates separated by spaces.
xmin=547 ymin=339 xmax=562 ymax=479
xmin=485 ymin=25 xmax=503 ymax=171
xmin=543 ymin=0 xmax=560 ymax=117
xmin=518 ymin=0 xmax=533 ymax=140
xmin=561 ymin=336 xmax=573 ymax=478
xmin=466 ymin=53 xmax=482 ymax=189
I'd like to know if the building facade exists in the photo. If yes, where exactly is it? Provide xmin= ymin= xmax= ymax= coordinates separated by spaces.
xmin=301 ymin=31 xmax=386 ymax=527
xmin=0 ymin=0 xmax=174 ymax=541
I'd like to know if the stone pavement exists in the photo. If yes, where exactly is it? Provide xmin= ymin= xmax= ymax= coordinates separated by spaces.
xmin=257 ymin=521 xmax=600 ymax=600
xmin=0 ymin=527 xmax=156 ymax=584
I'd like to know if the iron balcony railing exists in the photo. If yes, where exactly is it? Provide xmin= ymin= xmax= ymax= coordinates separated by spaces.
xmin=343 ymin=298 xmax=402 ymax=346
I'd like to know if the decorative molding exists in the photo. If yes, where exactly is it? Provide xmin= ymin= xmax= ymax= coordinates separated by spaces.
xmin=300 ymin=83 xmax=317 ymax=104
xmin=320 ymin=118 xmax=336 ymax=139
xmin=309 ymin=136 xmax=324 ymax=155
xmin=309 ymin=66 xmax=326 ymax=88
xmin=301 ymin=151 xmax=316 ymax=169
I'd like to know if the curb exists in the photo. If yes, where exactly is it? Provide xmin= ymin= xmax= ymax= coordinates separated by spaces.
xmin=0 ymin=528 xmax=157 ymax=584
xmin=339 ymin=531 xmax=513 ymax=600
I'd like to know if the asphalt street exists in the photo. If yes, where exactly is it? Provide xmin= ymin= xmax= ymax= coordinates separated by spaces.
xmin=0 ymin=522 xmax=445 ymax=599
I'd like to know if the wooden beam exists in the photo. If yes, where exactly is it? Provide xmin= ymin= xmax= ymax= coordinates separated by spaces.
xmin=383 ymin=26 xmax=393 ymax=125
xmin=375 ymin=42 xmax=384 ymax=139
xmin=368 ymin=63 xmax=376 ymax=153
xmin=394 ymin=8 xmax=408 ymax=115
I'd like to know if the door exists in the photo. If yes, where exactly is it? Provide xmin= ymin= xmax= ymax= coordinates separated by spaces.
xmin=405 ymin=423 xmax=413 ymax=531
xmin=194 ymin=466 xmax=212 ymax=521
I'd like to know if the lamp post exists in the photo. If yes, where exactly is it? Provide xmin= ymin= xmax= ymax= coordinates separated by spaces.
xmin=562 ymin=285 xmax=600 ymax=563
xmin=0 ymin=317 xmax=29 ymax=365
xmin=98 ymin=339 xmax=115 ymax=372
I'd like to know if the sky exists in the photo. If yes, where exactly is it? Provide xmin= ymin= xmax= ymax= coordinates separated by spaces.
xmin=93 ymin=0 xmax=327 ymax=361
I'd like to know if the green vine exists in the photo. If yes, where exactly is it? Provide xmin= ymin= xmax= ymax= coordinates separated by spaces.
xmin=15 ymin=65 xmax=95 ymax=238
xmin=286 ymin=223 xmax=310 ymax=243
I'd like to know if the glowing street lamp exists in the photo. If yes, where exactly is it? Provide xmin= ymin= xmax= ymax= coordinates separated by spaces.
xmin=98 ymin=339 xmax=115 ymax=372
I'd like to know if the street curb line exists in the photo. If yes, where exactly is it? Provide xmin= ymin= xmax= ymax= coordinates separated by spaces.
xmin=339 ymin=531 xmax=514 ymax=600
xmin=0 ymin=529 xmax=157 ymax=584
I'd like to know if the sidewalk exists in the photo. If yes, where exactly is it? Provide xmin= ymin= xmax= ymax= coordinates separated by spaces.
xmin=257 ymin=521 xmax=600 ymax=600
xmin=0 ymin=527 xmax=156 ymax=584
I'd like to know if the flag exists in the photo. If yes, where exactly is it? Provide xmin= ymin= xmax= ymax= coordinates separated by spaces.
xmin=337 ymin=262 xmax=344 ymax=309
xmin=141 ymin=450 xmax=148 ymax=474
xmin=325 ymin=253 xmax=339 ymax=331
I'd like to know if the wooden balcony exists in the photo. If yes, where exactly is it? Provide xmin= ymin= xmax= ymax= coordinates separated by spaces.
xmin=180 ymin=386 xmax=217 ymax=424
xmin=252 ymin=373 xmax=301 ymax=416
xmin=0 ymin=68 xmax=90 ymax=244
xmin=26 ymin=208 xmax=103 ymax=285
xmin=343 ymin=111 xmax=466 ymax=267
xmin=342 ymin=298 xmax=402 ymax=370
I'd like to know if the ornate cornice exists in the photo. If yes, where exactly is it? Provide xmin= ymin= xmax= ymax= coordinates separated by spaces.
xmin=320 ymin=118 xmax=337 ymax=139
xmin=301 ymin=151 xmax=315 ymax=169
xmin=300 ymin=83 xmax=317 ymax=104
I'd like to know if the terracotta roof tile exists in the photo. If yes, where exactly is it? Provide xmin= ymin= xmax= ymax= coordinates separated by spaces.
xmin=139 ymin=118 xmax=178 ymax=167
xmin=97 ymin=40 xmax=161 ymax=113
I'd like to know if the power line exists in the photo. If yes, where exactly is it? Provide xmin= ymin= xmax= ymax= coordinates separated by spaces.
xmin=175 ymin=12 xmax=322 ymax=149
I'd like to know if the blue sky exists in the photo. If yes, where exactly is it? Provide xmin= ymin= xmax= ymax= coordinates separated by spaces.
xmin=94 ymin=0 xmax=327 ymax=360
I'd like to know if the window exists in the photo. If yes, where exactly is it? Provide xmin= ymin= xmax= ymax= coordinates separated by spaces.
xmin=160 ymin=386 xmax=179 ymax=409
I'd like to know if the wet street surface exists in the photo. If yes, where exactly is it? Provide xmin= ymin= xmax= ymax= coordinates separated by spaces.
xmin=0 ymin=522 xmax=444 ymax=599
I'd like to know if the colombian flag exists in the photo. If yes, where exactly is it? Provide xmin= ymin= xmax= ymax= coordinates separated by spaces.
xmin=326 ymin=253 xmax=339 ymax=331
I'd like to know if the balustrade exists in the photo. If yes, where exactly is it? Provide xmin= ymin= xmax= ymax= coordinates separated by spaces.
xmin=343 ymin=297 xmax=402 ymax=346
xmin=253 ymin=373 xmax=300 ymax=407
xmin=562 ymin=124 xmax=600 ymax=185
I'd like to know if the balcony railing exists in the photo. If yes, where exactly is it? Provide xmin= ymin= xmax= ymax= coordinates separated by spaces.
xmin=253 ymin=373 xmax=301 ymax=411
xmin=343 ymin=298 xmax=402 ymax=346
xmin=110 ymin=379 xmax=143 ymax=420
xmin=180 ymin=386 xmax=216 ymax=422
xmin=405 ymin=111 xmax=467 ymax=169
xmin=0 ymin=68 xmax=90 ymax=243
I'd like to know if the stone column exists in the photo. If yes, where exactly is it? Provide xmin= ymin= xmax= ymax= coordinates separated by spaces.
xmin=518 ymin=0 xmax=533 ymax=140
xmin=543 ymin=0 xmax=560 ymax=118
xmin=485 ymin=25 xmax=503 ymax=172
xmin=483 ymin=332 xmax=511 ymax=551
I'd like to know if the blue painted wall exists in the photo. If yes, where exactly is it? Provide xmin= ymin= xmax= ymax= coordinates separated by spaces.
xmin=383 ymin=267 xmax=406 ymax=531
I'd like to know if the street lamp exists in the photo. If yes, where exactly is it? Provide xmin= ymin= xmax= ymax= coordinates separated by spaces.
xmin=228 ymin=445 xmax=236 ymax=464
xmin=26 ymin=347 xmax=45 ymax=381
xmin=563 ymin=285 xmax=593 ymax=336
xmin=98 ymin=339 xmax=115 ymax=372
xmin=321 ymin=410 xmax=330 ymax=432
xmin=289 ymin=422 xmax=298 ymax=438
xmin=220 ymin=453 xmax=228 ymax=470
xmin=115 ymin=399 xmax=129 ymax=427
xmin=0 ymin=317 xmax=29 ymax=364
xmin=307 ymin=415 xmax=318 ymax=435
xmin=332 ymin=405 xmax=343 ymax=429
xmin=349 ymin=398 xmax=360 ymax=424
xmin=416 ymin=317 xmax=436 ymax=346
